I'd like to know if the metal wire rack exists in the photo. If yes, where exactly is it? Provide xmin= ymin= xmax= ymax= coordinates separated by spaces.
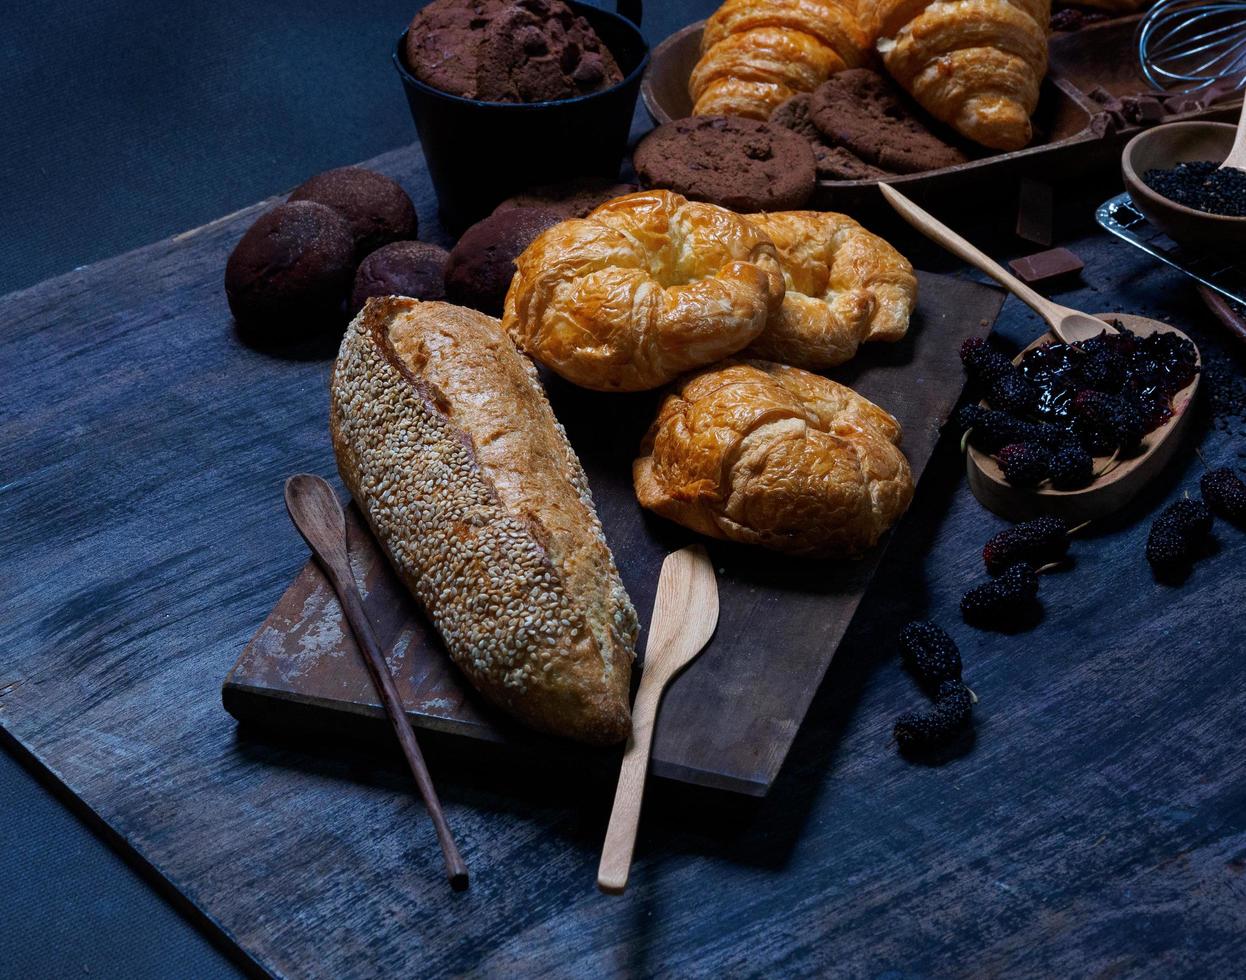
xmin=1095 ymin=193 xmax=1246 ymax=306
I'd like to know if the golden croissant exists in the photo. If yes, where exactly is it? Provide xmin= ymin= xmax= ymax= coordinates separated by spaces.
xmin=691 ymin=0 xmax=872 ymax=119
xmin=873 ymin=0 xmax=1051 ymax=151
xmin=744 ymin=210 xmax=917 ymax=369
xmin=634 ymin=360 xmax=914 ymax=557
xmin=502 ymin=190 xmax=786 ymax=392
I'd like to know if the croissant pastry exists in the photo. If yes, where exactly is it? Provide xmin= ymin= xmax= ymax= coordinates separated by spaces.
xmin=873 ymin=0 xmax=1051 ymax=151
xmin=691 ymin=0 xmax=872 ymax=119
xmin=744 ymin=210 xmax=917 ymax=369
xmin=634 ymin=360 xmax=914 ymax=557
xmin=502 ymin=190 xmax=786 ymax=392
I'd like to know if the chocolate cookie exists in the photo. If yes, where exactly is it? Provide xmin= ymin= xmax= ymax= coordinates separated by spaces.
xmin=444 ymin=207 xmax=564 ymax=317
xmin=224 ymin=202 xmax=355 ymax=331
xmin=350 ymin=241 xmax=451 ymax=315
xmin=770 ymin=94 xmax=888 ymax=182
xmin=289 ymin=167 xmax=418 ymax=259
xmin=810 ymin=70 xmax=969 ymax=175
xmin=493 ymin=177 xmax=637 ymax=219
xmin=634 ymin=116 xmax=816 ymax=213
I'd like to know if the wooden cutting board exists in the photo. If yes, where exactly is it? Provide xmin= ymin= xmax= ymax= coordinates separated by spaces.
xmin=223 ymin=271 xmax=1005 ymax=796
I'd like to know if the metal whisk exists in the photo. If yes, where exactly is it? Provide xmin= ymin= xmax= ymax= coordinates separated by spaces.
xmin=1137 ymin=0 xmax=1246 ymax=95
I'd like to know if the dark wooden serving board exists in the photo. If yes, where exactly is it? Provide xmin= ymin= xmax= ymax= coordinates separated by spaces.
xmin=223 ymin=271 xmax=1004 ymax=796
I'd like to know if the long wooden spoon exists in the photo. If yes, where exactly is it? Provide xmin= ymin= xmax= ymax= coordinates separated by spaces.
xmin=880 ymin=183 xmax=1115 ymax=344
xmin=879 ymin=183 xmax=1201 ymax=522
xmin=284 ymin=474 xmax=469 ymax=891
xmin=597 ymin=545 xmax=719 ymax=895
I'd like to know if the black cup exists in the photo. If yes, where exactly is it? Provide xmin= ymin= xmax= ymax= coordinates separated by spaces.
xmin=395 ymin=1 xmax=648 ymax=232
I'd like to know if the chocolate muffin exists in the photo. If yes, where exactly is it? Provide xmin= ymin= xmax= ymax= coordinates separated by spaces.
xmin=224 ymin=201 xmax=355 ymax=330
xmin=810 ymin=70 xmax=969 ymax=175
xmin=289 ymin=167 xmax=418 ymax=259
xmin=769 ymin=94 xmax=888 ymax=182
xmin=405 ymin=0 xmax=623 ymax=104
xmin=633 ymin=116 xmax=816 ymax=212
xmin=350 ymin=241 xmax=450 ymax=315
xmin=444 ymin=207 xmax=564 ymax=317
xmin=493 ymin=177 xmax=637 ymax=219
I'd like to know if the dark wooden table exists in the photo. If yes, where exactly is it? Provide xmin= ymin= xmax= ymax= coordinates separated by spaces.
xmin=4 ymin=5 xmax=1246 ymax=977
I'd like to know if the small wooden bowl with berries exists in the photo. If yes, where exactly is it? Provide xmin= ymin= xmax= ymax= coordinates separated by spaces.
xmin=879 ymin=185 xmax=1201 ymax=522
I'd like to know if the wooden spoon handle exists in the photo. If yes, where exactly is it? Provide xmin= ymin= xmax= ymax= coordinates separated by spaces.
xmin=1224 ymin=99 xmax=1246 ymax=172
xmin=879 ymin=183 xmax=1066 ymax=327
xmin=321 ymin=560 xmax=470 ymax=891
xmin=597 ymin=681 xmax=663 ymax=895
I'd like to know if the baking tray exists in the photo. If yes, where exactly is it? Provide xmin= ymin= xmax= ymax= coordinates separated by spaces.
xmin=1097 ymin=192 xmax=1246 ymax=307
xmin=641 ymin=15 xmax=1243 ymax=208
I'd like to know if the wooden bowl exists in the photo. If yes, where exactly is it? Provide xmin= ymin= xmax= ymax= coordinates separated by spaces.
xmin=639 ymin=21 xmax=1104 ymax=210
xmin=1121 ymin=122 xmax=1246 ymax=245
xmin=966 ymin=313 xmax=1200 ymax=523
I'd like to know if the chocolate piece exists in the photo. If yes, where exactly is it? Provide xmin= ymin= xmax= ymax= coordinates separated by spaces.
xmin=1120 ymin=95 xmax=1165 ymax=126
xmin=493 ymin=177 xmax=636 ymax=218
xmin=1016 ymin=178 xmax=1054 ymax=247
xmin=1008 ymin=248 xmax=1084 ymax=285
xmin=809 ymin=70 xmax=969 ymax=174
xmin=444 ymin=207 xmax=564 ymax=316
xmin=224 ymin=202 xmax=355 ymax=331
xmin=404 ymin=0 xmax=623 ymax=104
xmin=350 ymin=241 xmax=450 ymax=315
xmin=289 ymin=168 xmax=418 ymax=260
xmin=633 ymin=115 xmax=816 ymax=212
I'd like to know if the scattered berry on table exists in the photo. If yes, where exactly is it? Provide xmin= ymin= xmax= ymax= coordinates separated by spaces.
xmin=898 ymin=621 xmax=963 ymax=694
xmin=893 ymin=679 xmax=974 ymax=754
xmin=1145 ymin=498 xmax=1213 ymax=572
xmin=961 ymin=563 xmax=1040 ymax=627
xmin=1049 ymin=442 xmax=1094 ymax=489
xmin=997 ymin=442 xmax=1050 ymax=488
xmin=982 ymin=516 xmax=1071 ymax=575
xmin=1200 ymin=467 xmax=1246 ymax=525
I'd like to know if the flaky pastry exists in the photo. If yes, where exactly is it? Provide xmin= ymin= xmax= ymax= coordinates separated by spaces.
xmin=743 ymin=210 xmax=917 ymax=368
xmin=691 ymin=0 xmax=872 ymax=118
xmin=634 ymin=360 xmax=914 ymax=556
xmin=874 ymin=0 xmax=1051 ymax=151
xmin=502 ymin=190 xmax=786 ymax=391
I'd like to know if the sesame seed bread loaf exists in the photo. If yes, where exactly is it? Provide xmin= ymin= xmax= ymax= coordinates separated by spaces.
xmin=329 ymin=297 xmax=638 ymax=744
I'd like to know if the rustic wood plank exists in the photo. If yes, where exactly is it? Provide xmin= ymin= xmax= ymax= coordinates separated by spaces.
xmin=2 ymin=141 xmax=1245 ymax=978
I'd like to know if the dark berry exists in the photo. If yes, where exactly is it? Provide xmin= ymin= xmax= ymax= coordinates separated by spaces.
xmin=893 ymin=680 xmax=974 ymax=754
xmin=1145 ymin=498 xmax=1213 ymax=570
xmin=988 ymin=371 xmax=1038 ymax=414
xmin=1076 ymin=346 xmax=1128 ymax=393
xmin=899 ymin=621 xmax=962 ymax=694
xmin=961 ymin=563 xmax=1040 ymax=626
xmin=960 ymin=338 xmax=1013 ymax=384
xmin=1071 ymin=390 xmax=1146 ymax=454
xmin=997 ymin=442 xmax=1050 ymax=488
xmin=1201 ymin=467 xmax=1246 ymax=525
xmin=1049 ymin=442 xmax=1094 ymax=489
xmin=982 ymin=516 xmax=1071 ymax=575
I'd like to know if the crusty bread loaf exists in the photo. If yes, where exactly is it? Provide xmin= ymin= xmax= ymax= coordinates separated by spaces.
xmin=329 ymin=297 xmax=638 ymax=744
xmin=634 ymin=360 xmax=914 ymax=556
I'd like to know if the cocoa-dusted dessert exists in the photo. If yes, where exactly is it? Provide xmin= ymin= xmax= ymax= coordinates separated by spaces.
xmin=810 ymin=70 xmax=969 ymax=175
xmin=350 ymin=240 xmax=450 ymax=315
xmin=633 ymin=116 xmax=816 ymax=212
xmin=404 ymin=0 xmax=623 ymax=104
xmin=444 ymin=206 xmax=564 ymax=317
xmin=289 ymin=167 xmax=418 ymax=259
xmin=224 ymin=201 xmax=355 ymax=330
xmin=493 ymin=177 xmax=637 ymax=219
xmin=769 ymin=93 xmax=887 ymax=182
